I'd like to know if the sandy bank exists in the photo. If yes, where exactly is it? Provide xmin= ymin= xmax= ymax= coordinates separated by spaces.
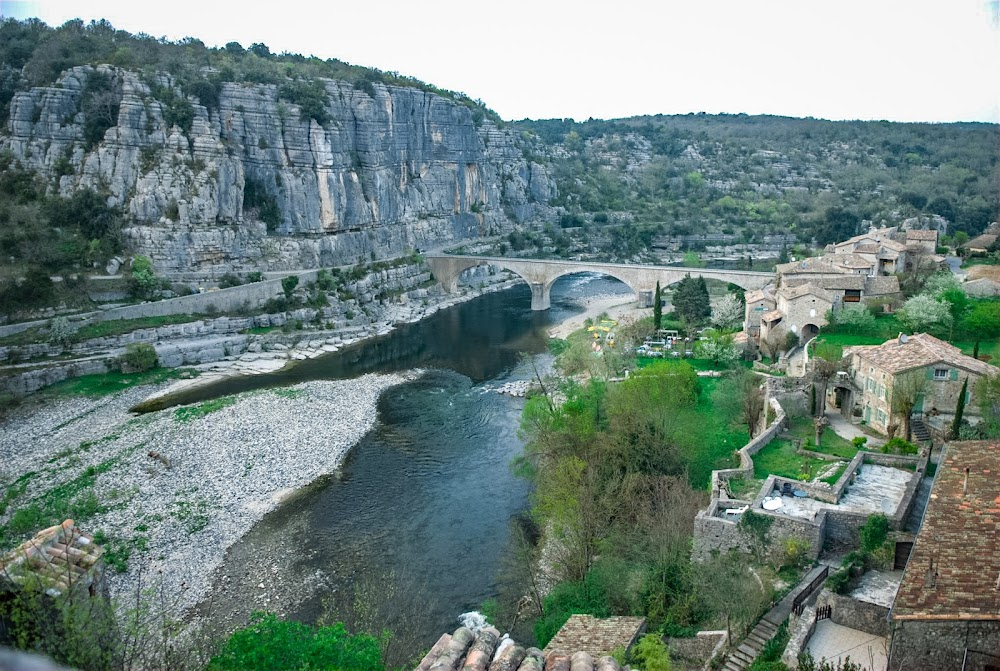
xmin=547 ymin=294 xmax=647 ymax=339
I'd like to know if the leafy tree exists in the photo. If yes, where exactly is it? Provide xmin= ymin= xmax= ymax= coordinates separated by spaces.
xmin=672 ymin=274 xmax=710 ymax=326
xmin=694 ymin=332 xmax=739 ymax=367
xmin=832 ymin=304 xmax=875 ymax=334
xmin=712 ymin=292 xmax=744 ymax=331
xmin=128 ymin=255 xmax=160 ymax=298
xmin=890 ymin=370 xmax=928 ymax=442
xmin=652 ymin=281 xmax=662 ymax=331
xmin=281 ymin=275 xmax=299 ymax=300
xmin=961 ymin=301 xmax=1000 ymax=341
xmin=938 ymin=287 xmax=968 ymax=338
xmin=784 ymin=330 xmax=800 ymax=352
xmin=897 ymin=295 xmax=952 ymax=334
xmin=922 ymin=272 xmax=962 ymax=297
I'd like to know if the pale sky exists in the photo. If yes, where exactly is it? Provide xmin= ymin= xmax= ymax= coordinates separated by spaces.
xmin=2 ymin=0 xmax=998 ymax=123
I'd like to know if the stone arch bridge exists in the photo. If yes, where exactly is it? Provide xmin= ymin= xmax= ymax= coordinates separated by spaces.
xmin=425 ymin=255 xmax=773 ymax=311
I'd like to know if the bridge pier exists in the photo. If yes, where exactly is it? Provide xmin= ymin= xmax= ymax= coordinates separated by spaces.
xmin=530 ymin=283 xmax=550 ymax=311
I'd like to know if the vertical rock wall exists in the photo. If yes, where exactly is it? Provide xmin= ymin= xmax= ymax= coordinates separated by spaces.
xmin=2 ymin=66 xmax=556 ymax=274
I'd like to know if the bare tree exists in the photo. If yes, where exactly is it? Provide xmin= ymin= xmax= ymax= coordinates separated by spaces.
xmin=736 ymin=370 xmax=766 ymax=437
xmin=891 ymin=370 xmax=928 ymax=442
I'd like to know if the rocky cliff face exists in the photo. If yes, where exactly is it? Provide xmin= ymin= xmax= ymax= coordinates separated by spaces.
xmin=2 ymin=66 xmax=555 ymax=274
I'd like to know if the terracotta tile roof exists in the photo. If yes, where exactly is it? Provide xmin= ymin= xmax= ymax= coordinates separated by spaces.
xmin=967 ymin=233 xmax=998 ymax=250
xmin=814 ymin=275 xmax=867 ymax=291
xmin=776 ymin=258 xmax=850 ymax=276
xmin=906 ymin=230 xmax=938 ymax=241
xmin=852 ymin=243 xmax=880 ymax=254
xmin=745 ymin=289 xmax=775 ymax=305
xmin=893 ymin=440 xmax=1000 ymax=621
xmin=415 ymin=622 xmax=633 ymax=671
xmin=863 ymin=275 xmax=901 ymax=296
xmin=0 ymin=520 xmax=104 ymax=596
xmin=761 ymin=309 xmax=784 ymax=322
xmin=543 ymin=616 xmax=646 ymax=658
xmin=831 ymin=254 xmax=874 ymax=269
xmin=878 ymin=238 xmax=908 ymax=252
xmin=778 ymin=283 xmax=834 ymax=303
xmin=850 ymin=334 xmax=998 ymax=377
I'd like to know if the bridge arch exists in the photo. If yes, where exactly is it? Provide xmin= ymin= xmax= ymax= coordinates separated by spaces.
xmin=541 ymin=269 xmax=641 ymax=311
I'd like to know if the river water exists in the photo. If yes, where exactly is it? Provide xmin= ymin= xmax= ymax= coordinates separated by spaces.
xmin=186 ymin=274 xmax=633 ymax=647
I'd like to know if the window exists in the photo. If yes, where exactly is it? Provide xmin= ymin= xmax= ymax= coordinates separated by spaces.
xmin=876 ymin=409 xmax=887 ymax=425
xmin=934 ymin=368 xmax=948 ymax=380
xmin=844 ymin=290 xmax=862 ymax=303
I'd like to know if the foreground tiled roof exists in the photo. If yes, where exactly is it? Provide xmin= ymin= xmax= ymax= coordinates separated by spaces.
xmin=761 ymin=309 xmax=784 ymax=322
xmin=0 ymin=520 xmax=104 ymax=596
xmin=543 ymin=615 xmax=646 ymax=658
xmin=847 ymin=333 xmax=998 ymax=377
xmin=415 ymin=625 xmax=630 ymax=671
xmin=893 ymin=441 xmax=1000 ymax=621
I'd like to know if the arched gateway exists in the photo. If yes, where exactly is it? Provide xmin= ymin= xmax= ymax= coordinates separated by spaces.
xmin=425 ymin=255 xmax=773 ymax=311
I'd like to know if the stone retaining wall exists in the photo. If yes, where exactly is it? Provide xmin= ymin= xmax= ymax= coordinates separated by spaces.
xmin=692 ymin=497 xmax=825 ymax=562
xmin=711 ymin=396 xmax=787 ymax=498
xmin=816 ymin=589 xmax=890 ymax=637
xmin=888 ymin=620 xmax=1000 ymax=671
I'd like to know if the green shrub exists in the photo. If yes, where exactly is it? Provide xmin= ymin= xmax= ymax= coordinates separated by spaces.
xmin=825 ymin=568 xmax=852 ymax=594
xmin=630 ymin=634 xmax=671 ymax=671
xmin=882 ymin=437 xmax=919 ymax=454
xmin=281 ymin=275 xmax=299 ymax=299
xmin=208 ymin=612 xmax=383 ymax=671
xmin=119 ymin=342 xmax=158 ymax=373
xmin=851 ymin=436 xmax=867 ymax=449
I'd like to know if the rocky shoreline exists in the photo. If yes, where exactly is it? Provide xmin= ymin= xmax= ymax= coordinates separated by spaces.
xmin=0 ymin=373 xmax=412 ymax=617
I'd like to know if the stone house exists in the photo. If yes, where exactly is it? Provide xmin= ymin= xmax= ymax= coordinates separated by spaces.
xmin=966 ymin=222 xmax=999 ymax=255
xmin=905 ymin=229 xmax=939 ymax=255
xmin=844 ymin=334 xmax=999 ymax=436
xmin=765 ymin=284 xmax=835 ymax=341
xmin=888 ymin=440 xmax=1000 ymax=671
xmin=743 ymin=288 xmax=776 ymax=337
xmin=823 ymin=226 xmax=910 ymax=275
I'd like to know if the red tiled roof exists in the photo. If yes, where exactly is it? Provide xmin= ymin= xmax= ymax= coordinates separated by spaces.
xmin=893 ymin=441 xmax=1000 ymax=620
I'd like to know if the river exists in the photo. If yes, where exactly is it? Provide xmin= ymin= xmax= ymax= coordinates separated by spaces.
xmin=183 ymin=274 xmax=633 ymax=649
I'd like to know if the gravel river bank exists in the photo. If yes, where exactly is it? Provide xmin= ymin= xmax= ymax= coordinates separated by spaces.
xmin=0 ymin=373 xmax=409 ymax=614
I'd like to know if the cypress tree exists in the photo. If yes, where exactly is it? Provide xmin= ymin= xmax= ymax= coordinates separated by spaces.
xmin=951 ymin=376 xmax=968 ymax=438
xmin=652 ymin=281 xmax=662 ymax=331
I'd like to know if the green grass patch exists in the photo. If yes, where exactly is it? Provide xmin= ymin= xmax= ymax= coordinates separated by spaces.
xmin=819 ymin=463 xmax=849 ymax=485
xmin=684 ymin=376 xmax=750 ymax=488
xmin=785 ymin=416 xmax=858 ymax=459
xmin=727 ymin=477 xmax=764 ymax=499
xmin=272 ymin=387 xmax=305 ymax=399
xmin=752 ymin=437 xmax=848 ymax=482
xmin=636 ymin=356 xmax=751 ymax=371
xmin=174 ymin=395 xmax=238 ymax=422
xmin=44 ymin=367 xmax=195 ymax=398
xmin=0 ymin=446 xmax=136 ymax=551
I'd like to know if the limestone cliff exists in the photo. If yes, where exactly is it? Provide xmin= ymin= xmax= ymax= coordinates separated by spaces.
xmin=2 ymin=65 xmax=555 ymax=274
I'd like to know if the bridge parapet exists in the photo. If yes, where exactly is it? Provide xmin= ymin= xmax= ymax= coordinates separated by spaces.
xmin=425 ymin=255 xmax=773 ymax=311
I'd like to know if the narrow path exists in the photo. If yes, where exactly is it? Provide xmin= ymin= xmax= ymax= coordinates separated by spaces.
xmin=825 ymin=412 xmax=884 ymax=447
xmin=723 ymin=564 xmax=828 ymax=671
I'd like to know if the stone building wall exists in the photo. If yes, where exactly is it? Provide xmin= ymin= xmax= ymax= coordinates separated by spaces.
xmin=692 ymin=501 xmax=825 ymax=562
xmin=888 ymin=620 xmax=1000 ymax=671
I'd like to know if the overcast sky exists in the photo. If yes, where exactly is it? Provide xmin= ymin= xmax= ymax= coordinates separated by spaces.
xmin=3 ymin=0 xmax=998 ymax=123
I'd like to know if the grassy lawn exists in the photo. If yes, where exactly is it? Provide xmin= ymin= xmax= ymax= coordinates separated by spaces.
xmin=752 ymin=437 xmax=848 ymax=484
xmin=42 ymin=367 xmax=195 ymax=398
xmin=785 ymin=415 xmax=858 ymax=459
xmin=727 ymin=477 xmax=765 ymax=499
xmin=684 ymin=376 xmax=750 ymax=488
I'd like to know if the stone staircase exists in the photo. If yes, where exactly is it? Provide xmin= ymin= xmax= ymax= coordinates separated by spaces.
xmin=910 ymin=417 xmax=931 ymax=442
xmin=722 ymin=565 xmax=828 ymax=671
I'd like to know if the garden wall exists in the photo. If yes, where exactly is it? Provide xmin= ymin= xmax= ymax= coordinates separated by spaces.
xmin=816 ymin=589 xmax=890 ymax=637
